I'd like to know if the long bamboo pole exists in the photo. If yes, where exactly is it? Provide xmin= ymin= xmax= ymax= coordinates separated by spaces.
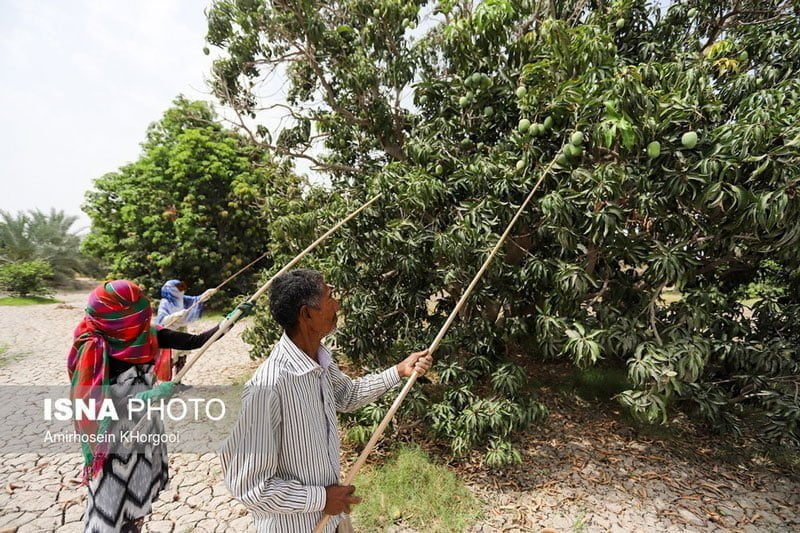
xmin=160 ymin=247 xmax=273 ymax=328
xmin=313 ymin=159 xmax=556 ymax=532
xmin=172 ymin=193 xmax=382 ymax=382
xmin=128 ymin=194 xmax=382 ymax=436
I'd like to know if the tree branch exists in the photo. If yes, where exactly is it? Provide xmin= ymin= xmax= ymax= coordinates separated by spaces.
xmin=219 ymin=81 xmax=362 ymax=175
xmin=650 ymin=283 xmax=666 ymax=346
xmin=702 ymin=1 xmax=792 ymax=51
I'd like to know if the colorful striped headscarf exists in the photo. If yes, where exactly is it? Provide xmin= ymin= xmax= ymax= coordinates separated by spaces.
xmin=67 ymin=280 xmax=172 ymax=483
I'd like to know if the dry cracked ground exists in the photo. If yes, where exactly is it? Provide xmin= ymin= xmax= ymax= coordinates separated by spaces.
xmin=0 ymin=288 xmax=797 ymax=532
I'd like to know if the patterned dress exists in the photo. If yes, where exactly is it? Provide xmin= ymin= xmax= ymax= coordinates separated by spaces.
xmin=82 ymin=327 xmax=218 ymax=532
xmin=84 ymin=364 xmax=168 ymax=532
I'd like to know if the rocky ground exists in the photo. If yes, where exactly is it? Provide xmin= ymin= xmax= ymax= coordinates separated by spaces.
xmin=0 ymin=288 xmax=797 ymax=532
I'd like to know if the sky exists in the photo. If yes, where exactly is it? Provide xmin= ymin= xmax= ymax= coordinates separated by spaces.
xmin=0 ymin=1 xmax=218 ymax=232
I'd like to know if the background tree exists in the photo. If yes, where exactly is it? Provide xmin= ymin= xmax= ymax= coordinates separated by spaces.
xmin=207 ymin=0 xmax=800 ymax=462
xmin=82 ymin=96 xmax=308 ymax=303
xmin=0 ymin=208 xmax=92 ymax=286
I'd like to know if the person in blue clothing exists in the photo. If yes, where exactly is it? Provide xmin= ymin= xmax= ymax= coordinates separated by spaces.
xmin=155 ymin=279 xmax=216 ymax=374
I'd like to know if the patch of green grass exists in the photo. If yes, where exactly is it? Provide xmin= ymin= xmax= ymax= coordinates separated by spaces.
xmin=352 ymin=445 xmax=482 ymax=532
xmin=562 ymin=367 xmax=631 ymax=402
xmin=0 ymin=344 xmax=28 ymax=368
xmin=572 ymin=508 xmax=589 ymax=532
xmin=0 ymin=295 xmax=60 ymax=306
xmin=660 ymin=289 xmax=682 ymax=305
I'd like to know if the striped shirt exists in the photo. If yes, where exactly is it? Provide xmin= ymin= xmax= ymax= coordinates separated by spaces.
xmin=219 ymin=332 xmax=401 ymax=532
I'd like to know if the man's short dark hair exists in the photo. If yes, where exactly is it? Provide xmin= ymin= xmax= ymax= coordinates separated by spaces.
xmin=269 ymin=269 xmax=324 ymax=333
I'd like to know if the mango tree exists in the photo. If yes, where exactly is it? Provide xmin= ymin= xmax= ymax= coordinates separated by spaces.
xmin=206 ymin=0 xmax=800 ymax=462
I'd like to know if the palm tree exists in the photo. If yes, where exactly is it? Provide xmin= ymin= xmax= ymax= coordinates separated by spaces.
xmin=0 ymin=211 xmax=35 ymax=264
xmin=0 ymin=209 xmax=91 ymax=285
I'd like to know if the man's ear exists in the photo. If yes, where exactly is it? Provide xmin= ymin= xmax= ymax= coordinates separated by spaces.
xmin=299 ymin=304 xmax=312 ymax=321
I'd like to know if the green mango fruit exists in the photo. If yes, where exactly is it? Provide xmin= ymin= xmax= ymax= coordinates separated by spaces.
xmin=565 ymin=144 xmax=582 ymax=158
xmin=681 ymin=131 xmax=698 ymax=149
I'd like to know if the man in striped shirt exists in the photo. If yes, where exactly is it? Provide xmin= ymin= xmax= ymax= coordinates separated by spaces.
xmin=220 ymin=269 xmax=432 ymax=532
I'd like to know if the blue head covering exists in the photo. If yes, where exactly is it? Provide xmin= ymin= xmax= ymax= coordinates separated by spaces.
xmin=155 ymin=279 xmax=204 ymax=326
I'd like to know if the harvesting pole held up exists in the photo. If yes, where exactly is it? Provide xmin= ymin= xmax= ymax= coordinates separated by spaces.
xmin=174 ymin=193 xmax=382 ymax=382
xmin=127 ymin=194 xmax=382 ymax=437
xmin=313 ymin=158 xmax=557 ymax=533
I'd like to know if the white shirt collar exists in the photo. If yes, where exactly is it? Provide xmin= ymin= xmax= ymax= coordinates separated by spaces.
xmin=279 ymin=332 xmax=332 ymax=375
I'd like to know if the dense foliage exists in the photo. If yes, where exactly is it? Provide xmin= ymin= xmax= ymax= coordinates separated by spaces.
xmin=0 ymin=209 xmax=91 ymax=286
xmin=0 ymin=260 xmax=54 ymax=297
xmin=82 ymin=97 xmax=308 ymax=303
xmin=207 ymin=0 xmax=800 ymax=460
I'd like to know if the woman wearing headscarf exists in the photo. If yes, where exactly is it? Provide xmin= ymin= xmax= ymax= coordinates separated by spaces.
xmin=68 ymin=280 xmax=226 ymax=533
xmin=155 ymin=280 xmax=216 ymax=375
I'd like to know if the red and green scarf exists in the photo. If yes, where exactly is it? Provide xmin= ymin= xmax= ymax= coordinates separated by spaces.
xmin=67 ymin=280 xmax=172 ymax=483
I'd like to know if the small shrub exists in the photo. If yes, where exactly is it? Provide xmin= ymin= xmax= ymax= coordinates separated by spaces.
xmin=0 ymin=260 xmax=54 ymax=297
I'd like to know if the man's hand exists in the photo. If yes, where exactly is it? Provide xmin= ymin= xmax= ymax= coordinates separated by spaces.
xmin=396 ymin=349 xmax=432 ymax=378
xmin=323 ymin=484 xmax=361 ymax=515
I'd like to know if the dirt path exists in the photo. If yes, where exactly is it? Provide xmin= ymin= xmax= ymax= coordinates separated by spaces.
xmin=0 ymin=289 xmax=797 ymax=532
xmin=0 ymin=289 xmax=258 ymax=532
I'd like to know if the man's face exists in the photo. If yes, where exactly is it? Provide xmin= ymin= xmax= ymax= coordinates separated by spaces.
xmin=307 ymin=281 xmax=340 ymax=337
